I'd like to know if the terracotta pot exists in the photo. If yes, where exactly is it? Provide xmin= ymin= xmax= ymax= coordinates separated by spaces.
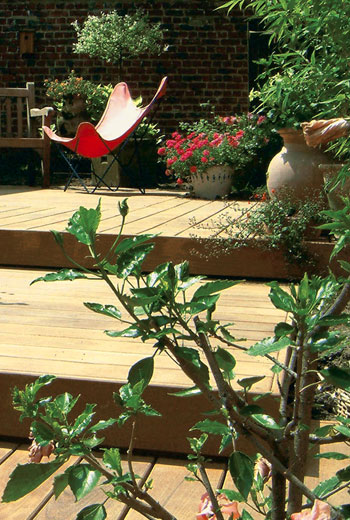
xmin=190 ymin=165 xmax=233 ymax=200
xmin=319 ymin=163 xmax=349 ymax=210
xmin=267 ymin=128 xmax=331 ymax=201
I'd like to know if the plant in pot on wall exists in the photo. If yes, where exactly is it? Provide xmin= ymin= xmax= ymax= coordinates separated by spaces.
xmin=220 ymin=0 xmax=350 ymax=201
xmin=158 ymin=112 xmax=279 ymax=200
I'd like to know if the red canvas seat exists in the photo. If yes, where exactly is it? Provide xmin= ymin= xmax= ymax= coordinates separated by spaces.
xmin=43 ymin=76 xmax=167 ymax=191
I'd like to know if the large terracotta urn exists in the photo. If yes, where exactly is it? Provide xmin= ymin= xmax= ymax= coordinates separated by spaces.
xmin=267 ymin=128 xmax=331 ymax=200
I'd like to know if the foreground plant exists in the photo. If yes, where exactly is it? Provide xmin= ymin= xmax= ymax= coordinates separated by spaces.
xmin=3 ymin=199 xmax=350 ymax=520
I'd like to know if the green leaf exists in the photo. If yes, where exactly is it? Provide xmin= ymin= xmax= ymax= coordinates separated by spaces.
xmin=251 ymin=414 xmax=281 ymax=430
xmin=2 ymin=461 xmax=64 ymax=502
xmin=268 ymin=282 xmax=297 ymax=312
xmin=274 ymin=322 xmax=294 ymax=337
xmin=337 ymin=465 xmax=350 ymax=482
xmin=114 ymin=244 xmax=154 ymax=278
xmin=128 ymin=357 xmax=154 ymax=392
xmin=214 ymin=347 xmax=236 ymax=373
xmin=241 ymin=510 xmax=254 ymax=520
xmin=68 ymin=464 xmax=101 ymax=501
xmin=88 ymin=418 xmax=117 ymax=433
xmin=217 ymin=488 xmax=244 ymax=502
xmin=192 ymin=280 xmax=241 ymax=300
xmin=229 ymin=451 xmax=254 ymax=500
xmin=103 ymin=448 xmax=122 ymax=475
xmin=313 ymin=475 xmax=340 ymax=498
xmin=191 ymin=419 xmax=230 ymax=436
xmin=334 ymin=424 xmax=350 ymax=437
xmin=248 ymin=336 xmax=291 ymax=356
xmin=317 ymin=314 xmax=350 ymax=327
xmin=76 ymin=503 xmax=107 ymax=520
xmin=54 ymin=471 xmax=69 ymax=499
xmin=31 ymin=269 xmax=87 ymax=285
xmin=31 ymin=421 xmax=54 ymax=444
xmin=174 ymin=346 xmax=210 ymax=386
xmin=71 ymin=404 xmax=96 ymax=437
xmin=67 ymin=201 xmax=101 ymax=245
xmin=237 ymin=376 xmax=265 ymax=390
xmin=105 ymin=325 xmax=142 ymax=338
xmin=54 ymin=392 xmax=79 ymax=415
xmin=114 ymin=234 xmax=155 ymax=254
xmin=321 ymin=366 xmax=350 ymax=391
xmin=181 ymin=294 xmax=220 ymax=315
xmin=84 ymin=303 xmax=122 ymax=320
xmin=338 ymin=505 xmax=350 ymax=519
xmin=169 ymin=386 xmax=202 ymax=397
xmin=314 ymin=452 xmax=350 ymax=460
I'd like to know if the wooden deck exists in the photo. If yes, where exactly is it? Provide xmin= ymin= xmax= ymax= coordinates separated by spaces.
xmin=0 ymin=437 xmax=348 ymax=519
xmin=0 ymin=186 xmax=348 ymax=518
xmin=0 ymin=185 xmax=339 ymax=279
xmin=0 ymin=266 xmax=286 ymax=453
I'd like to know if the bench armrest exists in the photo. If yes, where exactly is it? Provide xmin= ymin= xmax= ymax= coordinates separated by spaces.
xmin=30 ymin=106 xmax=55 ymax=130
xmin=30 ymin=107 xmax=54 ymax=117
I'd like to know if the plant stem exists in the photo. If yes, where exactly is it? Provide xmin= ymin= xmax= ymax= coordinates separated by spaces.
xmin=198 ymin=463 xmax=225 ymax=520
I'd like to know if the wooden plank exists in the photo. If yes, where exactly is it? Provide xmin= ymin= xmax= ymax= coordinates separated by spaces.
xmin=0 ymin=444 xmax=78 ymax=520
xmin=33 ymin=453 xmax=154 ymax=520
xmin=125 ymin=458 xmax=226 ymax=520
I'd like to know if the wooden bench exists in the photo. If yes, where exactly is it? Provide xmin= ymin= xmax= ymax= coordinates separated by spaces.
xmin=0 ymin=82 xmax=54 ymax=187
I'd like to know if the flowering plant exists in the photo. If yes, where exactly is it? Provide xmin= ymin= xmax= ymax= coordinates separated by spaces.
xmin=158 ymin=113 xmax=280 ymax=194
xmin=44 ymin=70 xmax=113 ymax=123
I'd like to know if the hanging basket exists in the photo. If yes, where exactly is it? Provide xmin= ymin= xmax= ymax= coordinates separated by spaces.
xmin=190 ymin=165 xmax=233 ymax=200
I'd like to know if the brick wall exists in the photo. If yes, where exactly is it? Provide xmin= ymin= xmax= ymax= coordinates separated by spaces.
xmin=0 ymin=0 xmax=249 ymax=135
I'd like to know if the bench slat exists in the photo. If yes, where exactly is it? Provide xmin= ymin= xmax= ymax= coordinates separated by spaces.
xmin=16 ymin=97 xmax=23 ymax=137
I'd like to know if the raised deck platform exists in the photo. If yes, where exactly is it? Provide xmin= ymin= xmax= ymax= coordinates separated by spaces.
xmin=0 ymin=186 xmax=339 ymax=279
xmin=0 ymin=266 xmax=286 ymax=454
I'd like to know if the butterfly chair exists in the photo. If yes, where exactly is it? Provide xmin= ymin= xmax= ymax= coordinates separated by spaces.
xmin=43 ymin=76 xmax=168 ymax=193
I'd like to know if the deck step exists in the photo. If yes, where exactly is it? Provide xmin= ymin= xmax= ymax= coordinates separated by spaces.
xmin=0 ymin=267 xmax=286 ymax=454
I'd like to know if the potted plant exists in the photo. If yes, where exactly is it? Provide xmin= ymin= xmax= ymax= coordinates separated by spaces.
xmin=198 ymin=187 xmax=328 ymax=266
xmin=72 ymin=9 xmax=166 ymax=78
xmin=158 ymin=112 xmax=279 ymax=199
xmin=44 ymin=71 xmax=113 ymax=136
xmin=220 ymin=0 xmax=350 ymax=200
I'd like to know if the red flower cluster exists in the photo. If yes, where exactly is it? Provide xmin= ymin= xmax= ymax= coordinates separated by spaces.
xmin=158 ymin=128 xmax=245 ymax=181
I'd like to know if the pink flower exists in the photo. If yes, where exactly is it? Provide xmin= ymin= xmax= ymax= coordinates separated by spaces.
xmin=201 ymin=156 xmax=208 ymax=163
xmin=190 ymin=166 xmax=197 ymax=173
xmin=235 ymin=130 xmax=245 ymax=139
xmin=203 ymin=149 xmax=210 ymax=156
xmin=166 ymin=139 xmax=177 ymax=148
xmin=257 ymin=115 xmax=266 ymax=125
xmin=254 ymin=456 xmax=272 ymax=483
xmin=197 ymin=493 xmax=240 ymax=520
xmin=167 ymin=157 xmax=177 ymax=166
xmin=176 ymin=178 xmax=184 ymax=185
xmin=28 ymin=439 xmax=55 ymax=463
xmin=291 ymin=500 xmax=331 ymax=520
xmin=165 ymin=169 xmax=172 ymax=176
xmin=157 ymin=147 xmax=166 ymax=156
